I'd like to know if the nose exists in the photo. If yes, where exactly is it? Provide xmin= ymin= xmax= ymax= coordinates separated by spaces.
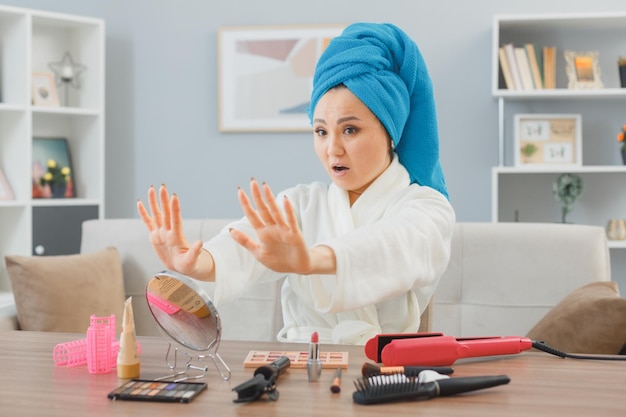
xmin=326 ymin=133 xmax=344 ymax=156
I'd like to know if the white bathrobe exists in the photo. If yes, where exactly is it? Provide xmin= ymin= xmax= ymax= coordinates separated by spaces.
xmin=204 ymin=157 xmax=455 ymax=345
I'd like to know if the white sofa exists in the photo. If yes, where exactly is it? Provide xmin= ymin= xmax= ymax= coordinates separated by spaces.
xmin=2 ymin=220 xmax=612 ymax=341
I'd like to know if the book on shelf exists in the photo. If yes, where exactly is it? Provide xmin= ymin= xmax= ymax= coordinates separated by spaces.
xmin=543 ymin=46 xmax=556 ymax=89
xmin=503 ymin=43 xmax=523 ymax=91
xmin=524 ymin=43 xmax=543 ymax=89
xmin=498 ymin=46 xmax=517 ymax=90
xmin=514 ymin=47 xmax=535 ymax=90
xmin=498 ymin=43 xmax=557 ymax=91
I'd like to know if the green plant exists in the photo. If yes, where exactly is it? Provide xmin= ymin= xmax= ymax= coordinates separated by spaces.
xmin=520 ymin=143 xmax=538 ymax=159
xmin=553 ymin=173 xmax=582 ymax=223
xmin=39 ymin=159 xmax=71 ymax=186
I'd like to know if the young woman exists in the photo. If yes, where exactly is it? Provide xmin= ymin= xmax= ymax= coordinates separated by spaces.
xmin=138 ymin=22 xmax=455 ymax=344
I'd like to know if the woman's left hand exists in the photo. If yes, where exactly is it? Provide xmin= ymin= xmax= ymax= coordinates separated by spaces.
xmin=230 ymin=179 xmax=335 ymax=275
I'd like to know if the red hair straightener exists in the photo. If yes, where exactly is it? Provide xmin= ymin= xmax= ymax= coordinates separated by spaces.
xmin=365 ymin=332 xmax=533 ymax=366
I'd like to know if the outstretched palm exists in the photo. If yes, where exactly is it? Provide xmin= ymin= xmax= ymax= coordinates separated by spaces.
xmin=230 ymin=179 xmax=313 ymax=274
xmin=137 ymin=185 xmax=206 ymax=278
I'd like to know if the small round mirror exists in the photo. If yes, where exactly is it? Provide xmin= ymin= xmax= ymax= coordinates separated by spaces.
xmin=146 ymin=270 xmax=230 ymax=380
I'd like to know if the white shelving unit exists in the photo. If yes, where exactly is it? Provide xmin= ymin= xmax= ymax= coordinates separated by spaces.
xmin=0 ymin=5 xmax=104 ymax=291
xmin=491 ymin=13 xmax=626 ymax=248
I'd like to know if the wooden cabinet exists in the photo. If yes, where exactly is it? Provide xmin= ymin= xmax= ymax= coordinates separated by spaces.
xmin=0 ymin=5 xmax=104 ymax=291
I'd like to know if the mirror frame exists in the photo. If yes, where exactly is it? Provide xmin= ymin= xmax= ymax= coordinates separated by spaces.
xmin=146 ymin=270 xmax=231 ymax=381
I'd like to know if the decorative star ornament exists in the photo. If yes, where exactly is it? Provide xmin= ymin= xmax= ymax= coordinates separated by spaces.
xmin=48 ymin=51 xmax=87 ymax=89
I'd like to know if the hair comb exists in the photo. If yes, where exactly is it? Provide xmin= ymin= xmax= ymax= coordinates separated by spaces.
xmin=352 ymin=373 xmax=510 ymax=405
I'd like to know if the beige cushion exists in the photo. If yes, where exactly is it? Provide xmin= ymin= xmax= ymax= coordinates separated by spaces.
xmin=5 ymin=247 xmax=125 ymax=333
xmin=526 ymin=281 xmax=626 ymax=354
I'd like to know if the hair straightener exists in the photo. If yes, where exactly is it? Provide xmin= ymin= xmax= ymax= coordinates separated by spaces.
xmin=365 ymin=332 xmax=626 ymax=366
xmin=365 ymin=332 xmax=532 ymax=366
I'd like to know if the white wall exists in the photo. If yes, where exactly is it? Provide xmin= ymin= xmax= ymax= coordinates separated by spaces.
xmin=4 ymin=0 xmax=626 ymax=223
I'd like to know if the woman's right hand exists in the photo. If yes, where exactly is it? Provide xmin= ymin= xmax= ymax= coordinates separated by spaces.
xmin=137 ymin=184 xmax=215 ymax=281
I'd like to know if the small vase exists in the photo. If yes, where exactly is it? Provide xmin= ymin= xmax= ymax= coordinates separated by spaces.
xmin=606 ymin=219 xmax=626 ymax=240
xmin=622 ymin=149 xmax=626 ymax=165
xmin=50 ymin=183 xmax=67 ymax=198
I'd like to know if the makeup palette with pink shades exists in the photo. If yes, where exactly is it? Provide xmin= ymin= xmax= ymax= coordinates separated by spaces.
xmin=243 ymin=350 xmax=349 ymax=369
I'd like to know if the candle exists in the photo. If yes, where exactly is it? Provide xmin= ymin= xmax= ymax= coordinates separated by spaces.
xmin=61 ymin=65 xmax=74 ymax=81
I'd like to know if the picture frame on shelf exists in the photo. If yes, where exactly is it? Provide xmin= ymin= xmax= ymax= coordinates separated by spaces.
xmin=514 ymin=114 xmax=582 ymax=168
xmin=32 ymin=137 xmax=75 ymax=199
xmin=564 ymin=50 xmax=603 ymax=89
xmin=618 ymin=56 xmax=626 ymax=88
xmin=217 ymin=24 xmax=345 ymax=132
xmin=31 ymin=72 xmax=60 ymax=107
xmin=0 ymin=168 xmax=14 ymax=201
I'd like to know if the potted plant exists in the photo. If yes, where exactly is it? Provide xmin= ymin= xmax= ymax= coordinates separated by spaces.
xmin=618 ymin=124 xmax=626 ymax=164
xmin=553 ymin=173 xmax=582 ymax=224
xmin=39 ymin=159 xmax=71 ymax=198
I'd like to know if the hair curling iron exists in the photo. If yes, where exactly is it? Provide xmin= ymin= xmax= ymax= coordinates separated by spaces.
xmin=232 ymin=355 xmax=290 ymax=402
xmin=365 ymin=333 xmax=533 ymax=366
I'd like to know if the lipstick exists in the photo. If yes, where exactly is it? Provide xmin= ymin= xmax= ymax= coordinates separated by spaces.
xmin=307 ymin=331 xmax=322 ymax=382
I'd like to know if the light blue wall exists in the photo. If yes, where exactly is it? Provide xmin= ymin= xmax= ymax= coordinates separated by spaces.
xmin=4 ymin=0 xmax=626 ymax=222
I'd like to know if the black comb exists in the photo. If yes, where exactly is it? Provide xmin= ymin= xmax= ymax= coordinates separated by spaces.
xmin=353 ymin=374 xmax=510 ymax=405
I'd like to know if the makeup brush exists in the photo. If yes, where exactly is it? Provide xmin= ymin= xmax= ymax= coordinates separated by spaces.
xmin=361 ymin=362 xmax=454 ymax=378
xmin=330 ymin=367 xmax=342 ymax=393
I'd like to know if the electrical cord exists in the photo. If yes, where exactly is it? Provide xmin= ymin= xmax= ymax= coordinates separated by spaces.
xmin=532 ymin=340 xmax=626 ymax=361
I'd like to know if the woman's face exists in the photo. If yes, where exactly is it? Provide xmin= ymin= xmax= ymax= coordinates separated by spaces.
xmin=313 ymin=86 xmax=392 ymax=205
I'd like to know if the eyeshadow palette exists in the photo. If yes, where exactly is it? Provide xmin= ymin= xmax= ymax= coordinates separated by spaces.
xmin=244 ymin=350 xmax=349 ymax=369
xmin=107 ymin=379 xmax=207 ymax=403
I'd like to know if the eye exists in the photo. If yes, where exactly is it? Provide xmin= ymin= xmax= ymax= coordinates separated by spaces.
xmin=344 ymin=126 xmax=358 ymax=135
xmin=314 ymin=127 xmax=327 ymax=137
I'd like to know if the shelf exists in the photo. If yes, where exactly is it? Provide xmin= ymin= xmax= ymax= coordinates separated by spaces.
xmin=32 ymin=106 xmax=100 ymax=116
xmin=608 ymin=240 xmax=626 ymax=249
xmin=494 ymin=165 xmax=626 ymax=174
xmin=0 ymin=200 xmax=25 ymax=208
xmin=491 ymin=13 xmax=626 ymax=231
xmin=0 ymin=104 xmax=26 ymax=112
xmin=31 ymin=198 xmax=101 ymax=207
xmin=496 ymin=12 xmax=626 ymax=30
xmin=493 ymin=88 xmax=626 ymax=100
xmin=0 ymin=5 xmax=104 ymax=292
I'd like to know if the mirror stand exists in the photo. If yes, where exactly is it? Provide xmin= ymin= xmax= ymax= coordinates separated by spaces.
xmin=155 ymin=343 xmax=231 ymax=382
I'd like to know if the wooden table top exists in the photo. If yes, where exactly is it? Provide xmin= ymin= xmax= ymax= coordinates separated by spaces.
xmin=0 ymin=331 xmax=624 ymax=416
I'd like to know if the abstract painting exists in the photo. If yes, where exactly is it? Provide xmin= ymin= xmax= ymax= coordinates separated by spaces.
xmin=218 ymin=24 xmax=345 ymax=132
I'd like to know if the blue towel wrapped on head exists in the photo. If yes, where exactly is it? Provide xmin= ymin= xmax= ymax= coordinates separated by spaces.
xmin=307 ymin=22 xmax=448 ymax=199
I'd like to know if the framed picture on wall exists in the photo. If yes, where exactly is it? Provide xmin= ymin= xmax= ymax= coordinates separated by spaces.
xmin=31 ymin=72 xmax=60 ymax=107
xmin=217 ymin=24 xmax=345 ymax=132
xmin=32 ymin=137 xmax=75 ymax=199
xmin=514 ymin=114 xmax=582 ymax=168
xmin=0 ymin=168 xmax=14 ymax=200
